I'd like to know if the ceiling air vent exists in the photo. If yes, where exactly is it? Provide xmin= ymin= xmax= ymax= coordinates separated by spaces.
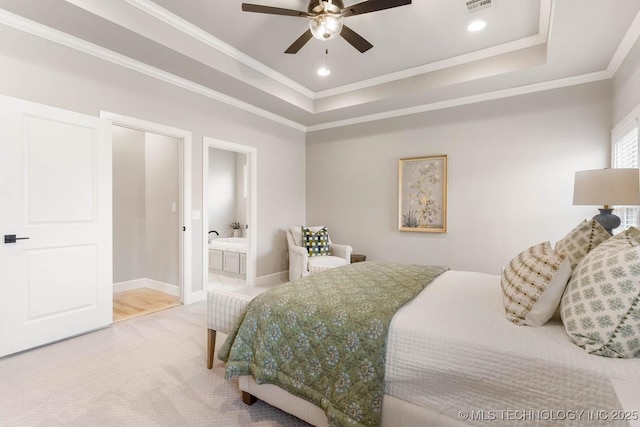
xmin=465 ymin=0 xmax=494 ymax=13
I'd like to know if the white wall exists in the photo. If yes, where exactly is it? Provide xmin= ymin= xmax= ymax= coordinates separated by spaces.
xmin=145 ymin=133 xmax=180 ymax=286
xmin=306 ymin=81 xmax=612 ymax=275
xmin=112 ymin=126 xmax=146 ymax=283
xmin=0 ymin=25 xmax=306 ymax=292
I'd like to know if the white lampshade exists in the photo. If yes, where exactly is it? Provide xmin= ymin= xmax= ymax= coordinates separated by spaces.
xmin=573 ymin=168 xmax=640 ymax=207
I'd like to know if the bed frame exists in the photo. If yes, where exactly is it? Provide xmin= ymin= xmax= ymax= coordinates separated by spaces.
xmin=206 ymin=287 xmax=468 ymax=427
xmin=206 ymin=276 xmax=638 ymax=427
xmin=238 ymin=375 xmax=467 ymax=427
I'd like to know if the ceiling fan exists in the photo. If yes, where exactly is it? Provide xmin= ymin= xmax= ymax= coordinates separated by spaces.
xmin=241 ymin=0 xmax=412 ymax=54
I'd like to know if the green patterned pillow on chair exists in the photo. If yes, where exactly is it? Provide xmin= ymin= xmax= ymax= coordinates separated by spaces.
xmin=561 ymin=227 xmax=640 ymax=358
xmin=302 ymin=226 xmax=331 ymax=257
xmin=555 ymin=219 xmax=610 ymax=270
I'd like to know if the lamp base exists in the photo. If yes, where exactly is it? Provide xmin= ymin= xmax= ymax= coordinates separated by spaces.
xmin=593 ymin=208 xmax=620 ymax=235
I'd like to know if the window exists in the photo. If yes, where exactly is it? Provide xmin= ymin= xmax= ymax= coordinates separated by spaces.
xmin=612 ymin=118 xmax=639 ymax=231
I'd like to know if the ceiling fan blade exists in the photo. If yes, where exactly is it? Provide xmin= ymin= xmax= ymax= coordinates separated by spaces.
xmin=340 ymin=24 xmax=373 ymax=53
xmin=341 ymin=0 xmax=411 ymax=17
xmin=242 ymin=3 xmax=311 ymax=17
xmin=285 ymin=30 xmax=314 ymax=54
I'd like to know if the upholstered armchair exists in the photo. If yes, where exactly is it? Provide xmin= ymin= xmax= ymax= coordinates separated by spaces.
xmin=286 ymin=226 xmax=353 ymax=282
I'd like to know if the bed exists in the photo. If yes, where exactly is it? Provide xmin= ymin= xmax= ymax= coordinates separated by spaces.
xmin=215 ymin=258 xmax=640 ymax=427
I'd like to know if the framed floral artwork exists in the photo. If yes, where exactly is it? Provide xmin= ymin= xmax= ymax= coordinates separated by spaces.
xmin=398 ymin=155 xmax=447 ymax=233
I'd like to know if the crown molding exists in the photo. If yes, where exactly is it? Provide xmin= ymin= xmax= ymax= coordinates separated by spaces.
xmin=0 ymin=9 xmax=306 ymax=132
xmin=314 ymin=33 xmax=547 ymax=99
xmin=606 ymin=9 xmax=640 ymax=77
xmin=306 ymin=70 xmax=610 ymax=132
xmin=1 ymin=2 xmax=639 ymax=134
xmin=538 ymin=0 xmax=553 ymax=40
xmin=315 ymin=0 xmax=553 ymax=99
xmin=123 ymin=0 xmax=553 ymax=102
xmin=122 ymin=0 xmax=316 ymax=99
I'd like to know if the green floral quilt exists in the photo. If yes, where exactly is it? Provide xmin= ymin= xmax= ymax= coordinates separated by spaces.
xmin=219 ymin=262 xmax=448 ymax=427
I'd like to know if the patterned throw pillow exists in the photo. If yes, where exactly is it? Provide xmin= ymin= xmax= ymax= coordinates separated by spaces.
xmin=501 ymin=242 xmax=572 ymax=326
xmin=561 ymin=227 xmax=640 ymax=358
xmin=555 ymin=219 xmax=610 ymax=270
xmin=302 ymin=226 xmax=331 ymax=257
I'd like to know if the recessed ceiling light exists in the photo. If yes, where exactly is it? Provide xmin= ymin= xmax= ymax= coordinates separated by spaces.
xmin=317 ymin=66 xmax=331 ymax=77
xmin=467 ymin=20 xmax=487 ymax=32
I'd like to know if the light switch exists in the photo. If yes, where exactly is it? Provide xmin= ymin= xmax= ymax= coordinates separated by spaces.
xmin=192 ymin=210 xmax=201 ymax=220
xmin=171 ymin=203 xmax=177 ymax=213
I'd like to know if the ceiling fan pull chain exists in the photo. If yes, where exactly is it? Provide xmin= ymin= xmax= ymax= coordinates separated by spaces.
xmin=318 ymin=41 xmax=331 ymax=76
xmin=325 ymin=46 xmax=329 ymax=72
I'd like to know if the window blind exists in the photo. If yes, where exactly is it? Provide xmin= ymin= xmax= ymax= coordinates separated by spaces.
xmin=612 ymin=119 xmax=639 ymax=231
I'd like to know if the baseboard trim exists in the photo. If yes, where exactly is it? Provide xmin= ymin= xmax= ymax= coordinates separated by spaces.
xmin=146 ymin=279 xmax=180 ymax=296
xmin=256 ymin=270 xmax=288 ymax=287
xmin=113 ymin=278 xmax=180 ymax=296
xmin=113 ymin=279 xmax=147 ymax=293
xmin=189 ymin=290 xmax=206 ymax=303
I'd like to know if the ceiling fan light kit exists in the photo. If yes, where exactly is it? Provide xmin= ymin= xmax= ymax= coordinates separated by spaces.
xmin=309 ymin=14 xmax=343 ymax=41
xmin=241 ymin=0 xmax=412 ymax=54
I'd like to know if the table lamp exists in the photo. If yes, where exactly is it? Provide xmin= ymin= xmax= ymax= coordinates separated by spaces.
xmin=573 ymin=168 xmax=640 ymax=234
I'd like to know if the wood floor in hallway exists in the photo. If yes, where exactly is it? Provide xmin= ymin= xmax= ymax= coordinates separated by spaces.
xmin=113 ymin=288 xmax=181 ymax=323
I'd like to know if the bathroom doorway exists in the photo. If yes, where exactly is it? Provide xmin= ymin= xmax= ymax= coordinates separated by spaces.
xmin=203 ymin=137 xmax=257 ymax=289
xmin=103 ymin=111 xmax=193 ymax=321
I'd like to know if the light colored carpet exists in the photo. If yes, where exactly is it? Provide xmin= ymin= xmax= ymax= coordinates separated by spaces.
xmin=0 ymin=302 xmax=310 ymax=427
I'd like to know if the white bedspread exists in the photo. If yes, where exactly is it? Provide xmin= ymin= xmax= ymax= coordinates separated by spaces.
xmin=385 ymin=270 xmax=640 ymax=426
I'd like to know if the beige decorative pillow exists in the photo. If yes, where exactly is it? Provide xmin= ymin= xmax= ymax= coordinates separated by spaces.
xmin=561 ymin=227 xmax=640 ymax=358
xmin=501 ymin=242 xmax=572 ymax=326
xmin=555 ymin=219 xmax=610 ymax=270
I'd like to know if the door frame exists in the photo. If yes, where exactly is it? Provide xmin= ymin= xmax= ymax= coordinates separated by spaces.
xmin=203 ymin=137 xmax=257 ymax=287
xmin=101 ymin=111 xmax=193 ymax=304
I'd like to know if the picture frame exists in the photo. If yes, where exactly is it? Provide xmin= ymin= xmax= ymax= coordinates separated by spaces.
xmin=398 ymin=155 xmax=447 ymax=233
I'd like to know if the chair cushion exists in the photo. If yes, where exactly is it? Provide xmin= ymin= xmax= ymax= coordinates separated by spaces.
xmin=307 ymin=255 xmax=348 ymax=275
xmin=302 ymin=226 xmax=331 ymax=257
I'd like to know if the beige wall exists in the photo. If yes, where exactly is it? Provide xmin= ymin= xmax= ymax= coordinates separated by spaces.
xmin=235 ymin=152 xmax=248 ymax=235
xmin=112 ymin=126 xmax=146 ymax=283
xmin=306 ymin=82 xmax=612 ymax=274
xmin=613 ymin=38 xmax=640 ymax=125
xmin=0 ymin=25 xmax=305 ymax=292
xmin=2 ymin=22 xmax=622 ymax=286
xmin=112 ymin=128 xmax=180 ymax=286
xmin=208 ymin=148 xmax=238 ymax=238
xmin=145 ymin=133 xmax=180 ymax=286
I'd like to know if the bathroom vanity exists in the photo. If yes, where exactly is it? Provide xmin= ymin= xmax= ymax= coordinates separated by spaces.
xmin=208 ymin=237 xmax=247 ymax=276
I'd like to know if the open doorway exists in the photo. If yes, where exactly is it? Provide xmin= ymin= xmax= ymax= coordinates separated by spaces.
xmin=203 ymin=137 xmax=257 ymax=289
xmin=102 ymin=111 xmax=193 ymax=321
xmin=112 ymin=127 xmax=181 ymax=322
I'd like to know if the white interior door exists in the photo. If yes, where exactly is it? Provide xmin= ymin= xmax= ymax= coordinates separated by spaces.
xmin=0 ymin=98 xmax=112 ymax=357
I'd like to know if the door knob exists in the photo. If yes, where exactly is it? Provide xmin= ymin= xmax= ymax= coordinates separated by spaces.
xmin=4 ymin=235 xmax=30 ymax=244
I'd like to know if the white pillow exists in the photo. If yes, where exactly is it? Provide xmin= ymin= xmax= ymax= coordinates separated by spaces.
xmin=561 ymin=227 xmax=640 ymax=358
xmin=501 ymin=242 xmax=571 ymax=326
xmin=555 ymin=219 xmax=610 ymax=270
